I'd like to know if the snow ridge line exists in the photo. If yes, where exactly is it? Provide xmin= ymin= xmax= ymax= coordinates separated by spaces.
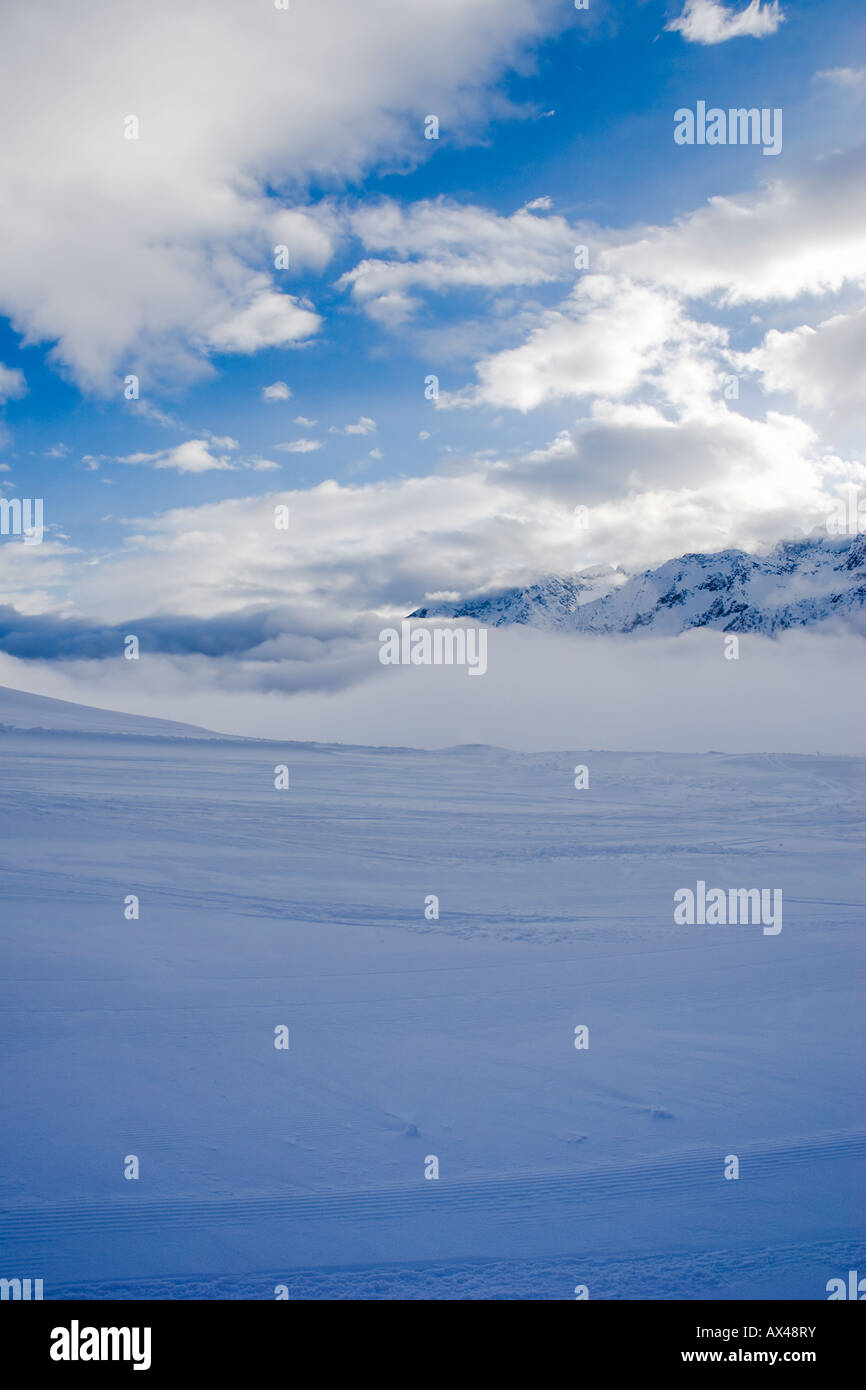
xmin=2 ymin=1130 xmax=863 ymax=1243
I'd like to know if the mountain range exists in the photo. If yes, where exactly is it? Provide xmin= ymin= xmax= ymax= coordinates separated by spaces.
xmin=409 ymin=535 xmax=866 ymax=636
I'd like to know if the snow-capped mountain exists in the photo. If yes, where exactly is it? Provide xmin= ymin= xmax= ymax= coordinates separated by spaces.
xmin=409 ymin=535 xmax=866 ymax=636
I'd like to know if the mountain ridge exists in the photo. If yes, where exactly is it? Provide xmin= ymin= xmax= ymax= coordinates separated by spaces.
xmin=408 ymin=535 xmax=866 ymax=636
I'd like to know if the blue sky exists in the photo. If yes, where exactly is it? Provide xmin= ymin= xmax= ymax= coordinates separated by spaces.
xmin=1 ymin=1 xmax=862 ymax=527
xmin=0 ymin=0 xmax=863 ymax=739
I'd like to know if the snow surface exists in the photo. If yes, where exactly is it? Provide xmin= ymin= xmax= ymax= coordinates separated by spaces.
xmin=0 ymin=690 xmax=863 ymax=1300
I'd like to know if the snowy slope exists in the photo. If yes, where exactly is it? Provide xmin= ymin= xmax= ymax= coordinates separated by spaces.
xmin=0 ymin=684 xmax=223 ymax=739
xmin=410 ymin=535 xmax=866 ymax=635
xmin=411 ymin=569 xmax=622 ymax=628
xmin=0 ymin=688 xmax=862 ymax=1300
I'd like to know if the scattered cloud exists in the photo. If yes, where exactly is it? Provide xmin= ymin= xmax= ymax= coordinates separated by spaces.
xmin=667 ymin=0 xmax=784 ymax=45
xmin=449 ymin=274 xmax=722 ymax=412
xmin=261 ymin=381 xmax=292 ymax=402
xmin=814 ymin=66 xmax=866 ymax=88
xmin=330 ymin=417 xmax=377 ymax=436
xmin=274 ymin=439 xmax=323 ymax=454
xmin=118 ymin=438 xmax=238 ymax=473
xmin=0 ymin=363 xmax=27 ymax=402
xmin=441 ymin=148 xmax=866 ymax=422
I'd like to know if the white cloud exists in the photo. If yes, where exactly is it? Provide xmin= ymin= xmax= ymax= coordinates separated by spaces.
xmin=119 ymin=439 xmax=237 ymax=473
xmin=667 ymin=0 xmax=784 ymax=45
xmin=268 ymin=205 xmax=342 ymax=272
xmin=0 ymin=0 xmax=565 ymax=392
xmin=504 ymin=405 xmax=831 ymax=523
xmin=337 ymin=197 xmax=576 ymax=323
xmin=330 ymin=417 xmax=377 ymax=436
xmin=736 ymin=306 xmax=866 ymax=418
xmin=294 ymin=416 xmax=318 ymax=427
xmin=275 ymin=439 xmax=323 ymax=454
xmin=450 ymin=274 xmax=723 ymax=412
xmin=441 ymin=149 xmax=866 ymax=423
xmin=524 ymin=195 xmax=553 ymax=210
xmin=0 ymin=363 xmax=26 ymax=401
xmin=814 ymin=66 xmax=866 ymax=88
xmin=600 ymin=150 xmax=866 ymax=305
xmin=261 ymin=381 xmax=292 ymax=402
xmin=207 ymin=291 xmax=321 ymax=354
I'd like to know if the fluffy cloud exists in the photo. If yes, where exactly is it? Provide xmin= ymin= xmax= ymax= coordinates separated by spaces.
xmin=735 ymin=307 xmax=866 ymax=418
xmin=119 ymin=438 xmax=237 ymax=473
xmin=206 ymin=291 xmax=321 ymax=354
xmin=601 ymin=148 xmax=866 ymax=305
xmin=261 ymin=381 xmax=292 ymax=403
xmin=330 ymin=417 xmax=377 ymax=436
xmin=0 ymin=0 xmax=565 ymax=391
xmin=503 ymin=405 xmax=834 ymax=530
xmin=667 ymin=0 xmax=785 ymax=45
xmin=336 ymin=154 xmax=866 ymax=412
xmin=0 ymin=363 xmax=26 ymax=402
xmin=0 ymin=539 xmax=72 ymax=615
xmin=338 ymin=198 xmax=576 ymax=324
xmin=443 ymin=148 xmax=866 ymax=422
xmin=449 ymin=274 xmax=724 ymax=412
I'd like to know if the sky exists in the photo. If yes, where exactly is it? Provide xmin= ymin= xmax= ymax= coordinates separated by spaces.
xmin=0 ymin=0 xmax=864 ymax=745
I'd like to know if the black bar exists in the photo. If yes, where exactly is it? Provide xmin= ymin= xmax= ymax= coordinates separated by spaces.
xmin=2 ymin=1299 xmax=861 ymax=1377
